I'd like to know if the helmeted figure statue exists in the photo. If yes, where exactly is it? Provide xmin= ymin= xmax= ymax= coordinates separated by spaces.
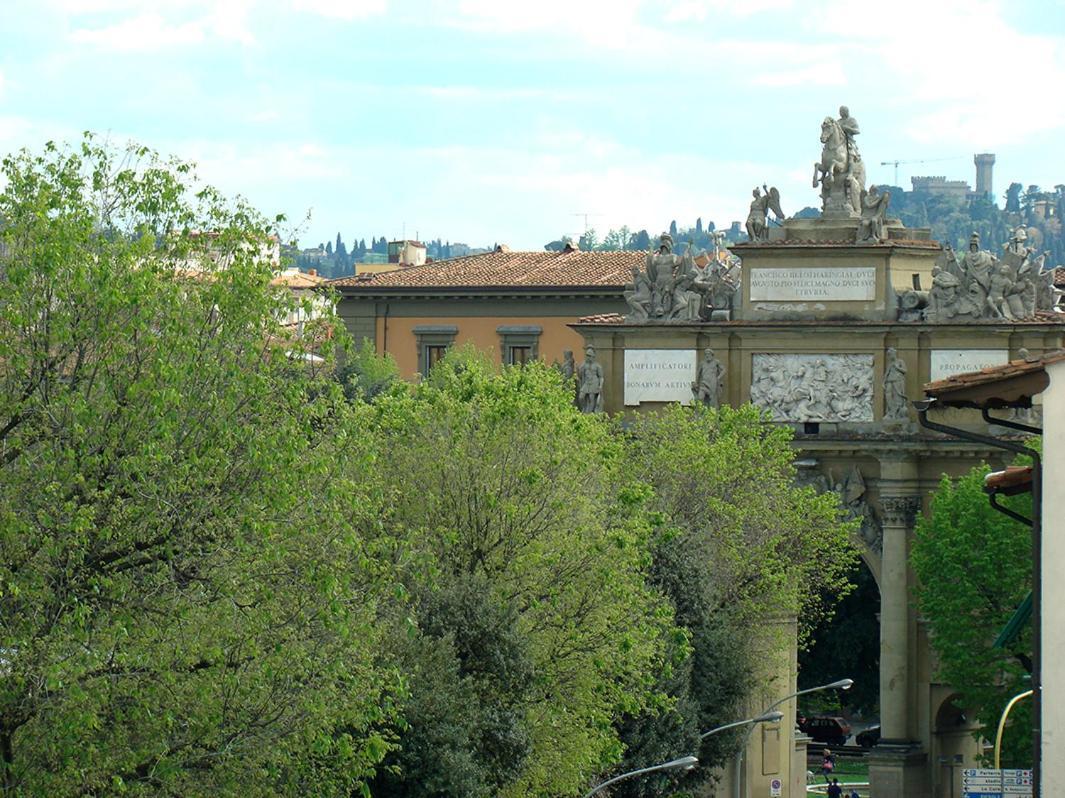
xmin=577 ymin=346 xmax=604 ymax=413
xmin=813 ymin=104 xmax=867 ymax=217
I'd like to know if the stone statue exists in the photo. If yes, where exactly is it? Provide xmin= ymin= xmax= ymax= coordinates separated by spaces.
xmin=813 ymin=106 xmax=866 ymax=217
xmin=669 ymin=263 xmax=702 ymax=321
xmin=856 ymin=186 xmax=890 ymax=242
xmin=882 ymin=347 xmax=909 ymax=422
xmin=556 ymin=349 xmax=576 ymax=381
xmin=797 ymin=461 xmax=882 ymax=554
xmin=624 ymin=264 xmax=653 ymax=322
xmin=692 ymin=348 xmax=725 ymax=408
xmin=837 ymin=105 xmax=861 ymax=163
xmin=746 ymin=185 xmax=784 ymax=242
xmin=926 ymin=262 xmax=961 ymax=322
xmin=835 ymin=466 xmax=882 ymax=554
xmin=577 ymin=345 xmax=604 ymax=413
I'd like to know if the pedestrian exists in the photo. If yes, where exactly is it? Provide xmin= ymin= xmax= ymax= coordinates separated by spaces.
xmin=827 ymin=778 xmax=843 ymax=798
xmin=821 ymin=748 xmax=835 ymax=781
xmin=850 ymin=789 xmax=860 ymax=798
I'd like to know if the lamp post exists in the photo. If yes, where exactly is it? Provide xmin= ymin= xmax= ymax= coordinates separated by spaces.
xmin=734 ymin=678 xmax=854 ymax=798
xmin=701 ymin=710 xmax=785 ymax=740
xmin=583 ymin=755 xmax=698 ymax=798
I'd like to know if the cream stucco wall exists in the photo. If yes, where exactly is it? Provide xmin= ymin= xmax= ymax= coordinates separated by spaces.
xmin=1041 ymin=360 xmax=1065 ymax=797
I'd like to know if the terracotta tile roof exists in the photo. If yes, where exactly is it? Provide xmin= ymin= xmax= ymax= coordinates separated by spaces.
xmin=983 ymin=466 xmax=1033 ymax=496
xmin=922 ymin=348 xmax=1065 ymax=408
xmin=1055 ymin=267 xmax=1065 ymax=287
xmin=272 ymin=269 xmax=326 ymax=289
xmin=577 ymin=312 xmax=626 ymax=324
xmin=330 ymin=248 xmax=644 ymax=290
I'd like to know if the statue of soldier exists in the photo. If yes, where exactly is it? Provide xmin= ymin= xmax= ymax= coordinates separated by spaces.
xmin=692 ymin=348 xmax=725 ymax=408
xmin=646 ymin=233 xmax=681 ymax=317
xmin=577 ymin=346 xmax=604 ymax=413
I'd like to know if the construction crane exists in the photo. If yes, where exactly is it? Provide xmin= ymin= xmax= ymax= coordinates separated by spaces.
xmin=879 ymin=157 xmax=964 ymax=186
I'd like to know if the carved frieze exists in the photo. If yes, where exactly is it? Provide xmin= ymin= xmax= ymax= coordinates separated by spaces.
xmin=750 ymin=354 xmax=874 ymax=422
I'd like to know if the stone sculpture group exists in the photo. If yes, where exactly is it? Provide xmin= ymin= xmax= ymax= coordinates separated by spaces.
xmin=624 ymin=233 xmax=740 ymax=322
xmin=900 ymin=229 xmax=1060 ymax=322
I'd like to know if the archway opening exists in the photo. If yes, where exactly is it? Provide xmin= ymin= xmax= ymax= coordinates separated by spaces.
xmin=797 ymin=557 xmax=880 ymax=733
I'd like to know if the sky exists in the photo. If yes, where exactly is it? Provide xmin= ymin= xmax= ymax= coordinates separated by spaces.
xmin=2 ymin=0 xmax=1065 ymax=250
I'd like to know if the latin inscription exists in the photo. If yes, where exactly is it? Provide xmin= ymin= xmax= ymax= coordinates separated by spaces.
xmin=749 ymin=267 xmax=876 ymax=301
xmin=930 ymin=349 xmax=1009 ymax=382
xmin=624 ymin=350 xmax=696 ymax=406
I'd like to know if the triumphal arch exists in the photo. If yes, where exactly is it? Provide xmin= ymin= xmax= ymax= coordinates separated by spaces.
xmin=573 ymin=107 xmax=1062 ymax=798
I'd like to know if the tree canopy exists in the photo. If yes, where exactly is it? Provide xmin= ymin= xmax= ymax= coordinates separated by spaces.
xmin=1 ymin=135 xmax=860 ymax=798
xmin=911 ymin=463 xmax=1034 ymax=767
xmin=0 ymin=137 xmax=401 ymax=796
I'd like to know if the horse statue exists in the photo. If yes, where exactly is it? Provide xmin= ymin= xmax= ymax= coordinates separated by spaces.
xmin=813 ymin=116 xmax=847 ymax=191
xmin=813 ymin=116 xmax=865 ymax=215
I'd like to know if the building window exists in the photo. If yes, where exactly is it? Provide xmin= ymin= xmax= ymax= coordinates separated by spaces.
xmin=498 ymin=325 xmax=542 ymax=367
xmin=426 ymin=345 xmax=449 ymax=370
xmin=414 ymin=325 xmax=458 ymax=376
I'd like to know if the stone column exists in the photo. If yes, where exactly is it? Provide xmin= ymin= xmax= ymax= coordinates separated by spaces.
xmin=878 ymin=494 xmax=921 ymax=742
xmin=870 ymin=481 xmax=930 ymax=798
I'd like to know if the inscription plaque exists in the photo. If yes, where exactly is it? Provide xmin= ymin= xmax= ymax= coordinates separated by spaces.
xmin=930 ymin=349 xmax=1009 ymax=382
xmin=749 ymin=266 xmax=876 ymax=301
xmin=624 ymin=349 xmax=696 ymax=406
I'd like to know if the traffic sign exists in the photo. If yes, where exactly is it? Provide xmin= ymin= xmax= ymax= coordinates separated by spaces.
xmin=769 ymin=777 xmax=782 ymax=797
xmin=962 ymin=768 xmax=1032 ymax=798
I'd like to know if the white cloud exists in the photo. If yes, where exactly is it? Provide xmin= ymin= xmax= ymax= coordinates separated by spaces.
xmin=752 ymin=62 xmax=846 ymax=87
xmin=291 ymin=0 xmax=387 ymax=20
xmin=448 ymin=0 xmax=649 ymax=48
xmin=663 ymin=0 xmax=792 ymax=22
xmin=66 ymin=1 xmax=256 ymax=51
xmin=70 ymin=12 xmax=206 ymax=49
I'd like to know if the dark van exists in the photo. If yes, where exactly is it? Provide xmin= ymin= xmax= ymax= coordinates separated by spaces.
xmin=799 ymin=716 xmax=851 ymax=746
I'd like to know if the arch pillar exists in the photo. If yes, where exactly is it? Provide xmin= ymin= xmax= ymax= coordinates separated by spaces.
xmin=869 ymin=456 xmax=931 ymax=798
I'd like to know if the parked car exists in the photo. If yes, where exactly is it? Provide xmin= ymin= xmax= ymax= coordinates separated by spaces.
xmin=856 ymin=724 xmax=881 ymax=748
xmin=799 ymin=715 xmax=851 ymax=746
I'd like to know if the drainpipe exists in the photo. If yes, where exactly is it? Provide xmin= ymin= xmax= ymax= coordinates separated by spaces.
xmin=915 ymin=399 xmax=1041 ymax=796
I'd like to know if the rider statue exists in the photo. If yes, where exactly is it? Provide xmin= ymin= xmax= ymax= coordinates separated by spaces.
xmin=814 ymin=104 xmax=867 ymax=218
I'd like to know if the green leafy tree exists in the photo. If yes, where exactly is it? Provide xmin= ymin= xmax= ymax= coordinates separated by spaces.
xmin=579 ymin=227 xmax=599 ymax=251
xmin=911 ymin=464 xmax=1033 ymax=767
xmin=0 ymin=138 xmax=400 ymax=796
xmin=338 ymin=338 xmax=400 ymax=402
xmin=615 ymin=405 xmax=858 ymax=796
xmin=362 ymin=351 xmax=677 ymax=797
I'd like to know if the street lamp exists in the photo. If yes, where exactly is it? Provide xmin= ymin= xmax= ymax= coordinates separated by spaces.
xmin=700 ymin=710 xmax=785 ymax=740
xmin=583 ymin=755 xmax=699 ymax=798
xmin=735 ymin=678 xmax=853 ymax=798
